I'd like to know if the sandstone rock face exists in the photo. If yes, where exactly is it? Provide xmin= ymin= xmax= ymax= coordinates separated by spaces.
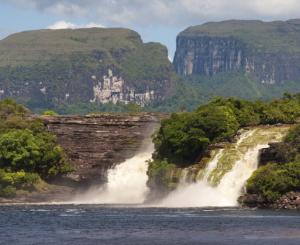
xmin=42 ymin=113 xmax=165 ymax=187
xmin=90 ymin=69 xmax=156 ymax=106
xmin=174 ymin=20 xmax=300 ymax=84
xmin=174 ymin=36 xmax=246 ymax=76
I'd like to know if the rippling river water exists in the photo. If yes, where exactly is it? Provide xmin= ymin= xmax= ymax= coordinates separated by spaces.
xmin=0 ymin=205 xmax=299 ymax=245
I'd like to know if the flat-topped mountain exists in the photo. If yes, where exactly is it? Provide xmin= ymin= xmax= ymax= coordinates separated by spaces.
xmin=0 ymin=28 xmax=142 ymax=66
xmin=174 ymin=19 xmax=300 ymax=93
xmin=0 ymin=28 xmax=173 ymax=111
xmin=179 ymin=19 xmax=300 ymax=52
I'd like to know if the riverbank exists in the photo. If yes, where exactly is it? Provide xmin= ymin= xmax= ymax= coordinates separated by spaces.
xmin=239 ymin=192 xmax=300 ymax=210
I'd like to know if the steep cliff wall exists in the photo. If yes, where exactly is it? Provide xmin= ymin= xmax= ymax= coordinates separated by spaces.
xmin=174 ymin=19 xmax=300 ymax=85
xmin=42 ymin=113 xmax=164 ymax=187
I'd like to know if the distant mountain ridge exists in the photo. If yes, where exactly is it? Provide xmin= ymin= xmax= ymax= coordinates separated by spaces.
xmin=1 ymin=20 xmax=300 ymax=113
xmin=0 ymin=28 xmax=174 ymax=111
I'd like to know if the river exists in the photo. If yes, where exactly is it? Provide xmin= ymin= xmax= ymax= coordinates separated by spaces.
xmin=0 ymin=205 xmax=299 ymax=245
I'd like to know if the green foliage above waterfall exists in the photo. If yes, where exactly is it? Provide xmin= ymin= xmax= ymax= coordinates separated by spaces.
xmin=148 ymin=94 xmax=300 ymax=194
xmin=153 ymin=104 xmax=239 ymax=165
xmin=0 ymin=99 xmax=71 ymax=198
xmin=246 ymin=124 xmax=300 ymax=201
xmin=153 ymin=94 xmax=300 ymax=166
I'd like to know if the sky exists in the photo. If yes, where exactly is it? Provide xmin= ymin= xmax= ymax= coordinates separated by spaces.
xmin=0 ymin=0 xmax=300 ymax=59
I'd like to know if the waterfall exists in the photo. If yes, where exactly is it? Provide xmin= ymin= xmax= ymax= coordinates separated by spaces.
xmin=73 ymin=143 xmax=154 ymax=204
xmin=158 ymin=127 xmax=289 ymax=207
xmin=73 ymin=125 xmax=289 ymax=207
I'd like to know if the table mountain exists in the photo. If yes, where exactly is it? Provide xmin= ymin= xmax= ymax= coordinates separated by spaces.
xmin=174 ymin=19 xmax=300 ymax=99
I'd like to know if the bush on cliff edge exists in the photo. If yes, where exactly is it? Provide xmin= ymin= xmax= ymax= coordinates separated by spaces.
xmin=246 ymin=124 xmax=300 ymax=202
xmin=0 ymin=99 xmax=72 ymax=198
xmin=153 ymin=94 xmax=300 ymax=167
xmin=246 ymin=162 xmax=300 ymax=201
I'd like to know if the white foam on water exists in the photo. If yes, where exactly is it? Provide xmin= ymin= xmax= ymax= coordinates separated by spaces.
xmin=158 ymin=129 xmax=271 ymax=208
xmin=73 ymin=143 xmax=154 ymax=204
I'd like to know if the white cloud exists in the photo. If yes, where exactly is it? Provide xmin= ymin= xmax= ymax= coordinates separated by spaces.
xmin=48 ymin=20 xmax=104 ymax=30
xmin=3 ymin=0 xmax=300 ymax=27
xmin=45 ymin=3 xmax=87 ymax=17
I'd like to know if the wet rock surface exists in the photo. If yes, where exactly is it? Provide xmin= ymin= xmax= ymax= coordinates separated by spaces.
xmin=258 ymin=143 xmax=288 ymax=166
xmin=42 ymin=113 xmax=165 ymax=187
xmin=0 ymin=113 xmax=167 ymax=203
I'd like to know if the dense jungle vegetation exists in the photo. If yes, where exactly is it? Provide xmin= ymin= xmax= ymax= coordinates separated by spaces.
xmin=149 ymin=93 xmax=300 ymax=199
xmin=0 ymin=99 xmax=71 ymax=198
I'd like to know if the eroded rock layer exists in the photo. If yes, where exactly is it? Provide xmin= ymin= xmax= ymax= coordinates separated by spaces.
xmin=42 ymin=113 xmax=164 ymax=187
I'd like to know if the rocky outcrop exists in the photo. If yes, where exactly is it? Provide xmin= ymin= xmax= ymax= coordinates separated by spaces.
xmin=174 ymin=20 xmax=300 ymax=84
xmin=41 ymin=113 xmax=165 ymax=187
xmin=90 ymin=69 xmax=156 ymax=106
xmin=258 ymin=142 xmax=291 ymax=166
xmin=258 ymin=131 xmax=300 ymax=167
xmin=239 ymin=192 xmax=300 ymax=210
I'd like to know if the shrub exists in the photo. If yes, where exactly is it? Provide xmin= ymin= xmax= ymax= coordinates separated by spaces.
xmin=0 ymin=186 xmax=17 ymax=198
xmin=0 ymin=99 xmax=72 ymax=198
xmin=147 ymin=159 xmax=176 ymax=191
xmin=0 ymin=169 xmax=40 ymax=197
xmin=154 ymin=113 xmax=210 ymax=165
xmin=0 ymin=99 xmax=29 ymax=119
xmin=196 ymin=105 xmax=239 ymax=142
xmin=210 ymin=97 xmax=261 ymax=127
xmin=154 ymin=103 xmax=239 ymax=165
xmin=43 ymin=110 xmax=58 ymax=116
xmin=246 ymin=162 xmax=300 ymax=201
xmin=0 ymin=129 xmax=71 ymax=179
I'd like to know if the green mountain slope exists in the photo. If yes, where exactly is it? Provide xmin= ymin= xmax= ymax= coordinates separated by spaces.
xmin=0 ymin=28 xmax=174 ymax=113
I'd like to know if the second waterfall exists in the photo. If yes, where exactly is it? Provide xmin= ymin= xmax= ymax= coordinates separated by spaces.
xmin=158 ymin=126 xmax=290 ymax=207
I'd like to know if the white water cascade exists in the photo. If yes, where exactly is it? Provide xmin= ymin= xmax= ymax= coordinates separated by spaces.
xmin=73 ymin=126 xmax=289 ymax=207
xmin=158 ymin=127 xmax=289 ymax=207
xmin=73 ymin=143 xmax=154 ymax=204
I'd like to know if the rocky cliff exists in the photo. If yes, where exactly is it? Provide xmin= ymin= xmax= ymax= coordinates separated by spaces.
xmin=0 ymin=28 xmax=174 ymax=111
xmin=174 ymin=19 xmax=300 ymax=85
xmin=41 ymin=113 xmax=164 ymax=187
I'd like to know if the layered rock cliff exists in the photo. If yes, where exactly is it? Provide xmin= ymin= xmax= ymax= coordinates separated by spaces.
xmin=174 ymin=19 xmax=300 ymax=85
xmin=42 ymin=113 xmax=164 ymax=187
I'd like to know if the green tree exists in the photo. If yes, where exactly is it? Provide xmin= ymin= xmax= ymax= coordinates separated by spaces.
xmin=0 ymin=129 xmax=71 ymax=179
xmin=43 ymin=110 xmax=58 ymax=116
xmin=247 ymin=162 xmax=300 ymax=201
